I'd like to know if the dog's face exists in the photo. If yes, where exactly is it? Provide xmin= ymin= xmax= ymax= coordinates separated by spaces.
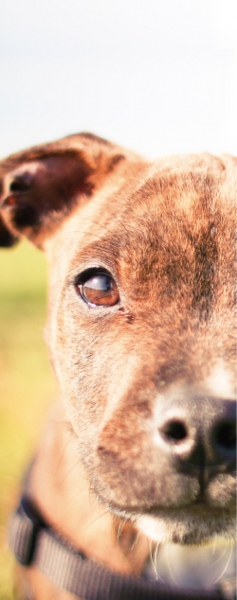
xmin=0 ymin=134 xmax=236 ymax=547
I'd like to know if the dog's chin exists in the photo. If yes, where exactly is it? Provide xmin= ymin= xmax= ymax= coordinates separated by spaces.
xmin=135 ymin=512 xmax=234 ymax=546
xmin=102 ymin=503 xmax=236 ymax=589
xmin=135 ymin=513 xmax=236 ymax=590
xmin=105 ymin=499 xmax=235 ymax=546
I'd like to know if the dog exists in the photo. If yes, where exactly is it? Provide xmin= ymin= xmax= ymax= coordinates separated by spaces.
xmin=0 ymin=133 xmax=236 ymax=599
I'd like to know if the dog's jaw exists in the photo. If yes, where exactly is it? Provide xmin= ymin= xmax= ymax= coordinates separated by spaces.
xmin=135 ymin=505 xmax=236 ymax=546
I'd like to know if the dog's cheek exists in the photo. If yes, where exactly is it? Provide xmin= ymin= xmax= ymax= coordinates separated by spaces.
xmin=49 ymin=307 xmax=157 ymax=480
xmin=47 ymin=298 xmax=138 ymax=441
xmin=48 ymin=302 xmax=199 ymax=508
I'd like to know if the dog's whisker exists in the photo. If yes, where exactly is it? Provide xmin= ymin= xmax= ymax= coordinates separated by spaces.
xmin=150 ymin=541 xmax=166 ymax=583
xmin=70 ymin=228 xmax=110 ymax=243
xmin=213 ymin=545 xmax=233 ymax=584
xmin=117 ymin=520 xmax=125 ymax=542
xmin=75 ymin=215 xmax=117 ymax=237
xmin=97 ymin=206 xmax=133 ymax=236
xmin=130 ymin=529 xmax=141 ymax=551
xmin=149 ymin=539 xmax=160 ymax=579
xmin=165 ymin=544 xmax=180 ymax=587
xmin=88 ymin=482 xmax=99 ymax=508
xmin=208 ymin=547 xmax=228 ymax=569
xmin=151 ymin=541 xmax=161 ymax=580
xmin=58 ymin=487 xmax=89 ymax=519
xmin=212 ymin=538 xmax=217 ymax=554
xmin=86 ymin=508 xmax=112 ymax=530
xmin=54 ymin=439 xmax=75 ymax=478
xmin=58 ymin=460 xmax=82 ymax=486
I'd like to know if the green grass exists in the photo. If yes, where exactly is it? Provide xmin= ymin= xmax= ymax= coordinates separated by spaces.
xmin=0 ymin=241 xmax=57 ymax=599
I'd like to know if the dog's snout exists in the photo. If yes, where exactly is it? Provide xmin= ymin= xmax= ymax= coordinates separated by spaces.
xmin=157 ymin=396 xmax=236 ymax=470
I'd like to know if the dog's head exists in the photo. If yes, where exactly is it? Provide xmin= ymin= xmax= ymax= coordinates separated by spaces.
xmin=1 ymin=133 xmax=236 ymax=547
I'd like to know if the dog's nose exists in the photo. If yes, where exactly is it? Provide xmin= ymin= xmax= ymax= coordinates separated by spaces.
xmin=156 ymin=397 xmax=236 ymax=470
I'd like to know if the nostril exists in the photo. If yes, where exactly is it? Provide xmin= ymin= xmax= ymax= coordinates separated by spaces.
xmin=161 ymin=420 xmax=188 ymax=443
xmin=215 ymin=420 xmax=236 ymax=452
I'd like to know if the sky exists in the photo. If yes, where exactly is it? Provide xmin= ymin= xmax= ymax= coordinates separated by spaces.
xmin=0 ymin=0 xmax=236 ymax=159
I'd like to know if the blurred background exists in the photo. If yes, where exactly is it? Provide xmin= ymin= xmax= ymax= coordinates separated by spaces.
xmin=0 ymin=0 xmax=236 ymax=597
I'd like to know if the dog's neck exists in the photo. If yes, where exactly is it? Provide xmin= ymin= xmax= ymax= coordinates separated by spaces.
xmin=27 ymin=401 xmax=150 ymax=576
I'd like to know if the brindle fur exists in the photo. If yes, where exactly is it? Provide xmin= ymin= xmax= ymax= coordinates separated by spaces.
xmin=0 ymin=134 xmax=236 ymax=598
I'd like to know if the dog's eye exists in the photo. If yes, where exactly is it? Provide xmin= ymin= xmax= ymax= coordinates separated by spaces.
xmin=75 ymin=269 xmax=120 ymax=307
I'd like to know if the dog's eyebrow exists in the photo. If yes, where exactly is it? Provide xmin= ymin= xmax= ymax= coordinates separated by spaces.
xmin=68 ymin=237 xmax=121 ymax=273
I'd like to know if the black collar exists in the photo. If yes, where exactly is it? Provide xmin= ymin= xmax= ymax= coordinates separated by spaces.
xmin=9 ymin=495 xmax=236 ymax=600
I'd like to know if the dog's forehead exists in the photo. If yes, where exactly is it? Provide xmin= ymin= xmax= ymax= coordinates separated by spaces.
xmin=86 ymin=156 xmax=235 ymax=271
xmin=86 ymin=153 xmax=236 ymax=246
xmin=122 ymin=154 xmax=236 ymax=219
xmin=118 ymin=167 xmax=235 ymax=260
xmin=49 ymin=153 xmax=236 ymax=295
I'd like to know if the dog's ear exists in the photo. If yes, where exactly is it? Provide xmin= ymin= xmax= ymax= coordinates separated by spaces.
xmin=0 ymin=215 xmax=18 ymax=247
xmin=0 ymin=133 xmax=125 ymax=248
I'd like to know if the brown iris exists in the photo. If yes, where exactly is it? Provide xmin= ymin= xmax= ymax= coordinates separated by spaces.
xmin=76 ymin=269 xmax=120 ymax=307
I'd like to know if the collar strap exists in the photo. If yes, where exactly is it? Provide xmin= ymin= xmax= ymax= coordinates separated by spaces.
xmin=9 ymin=495 xmax=236 ymax=600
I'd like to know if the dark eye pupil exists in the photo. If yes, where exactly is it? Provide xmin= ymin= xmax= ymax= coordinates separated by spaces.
xmin=77 ymin=271 xmax=120 ymax=307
